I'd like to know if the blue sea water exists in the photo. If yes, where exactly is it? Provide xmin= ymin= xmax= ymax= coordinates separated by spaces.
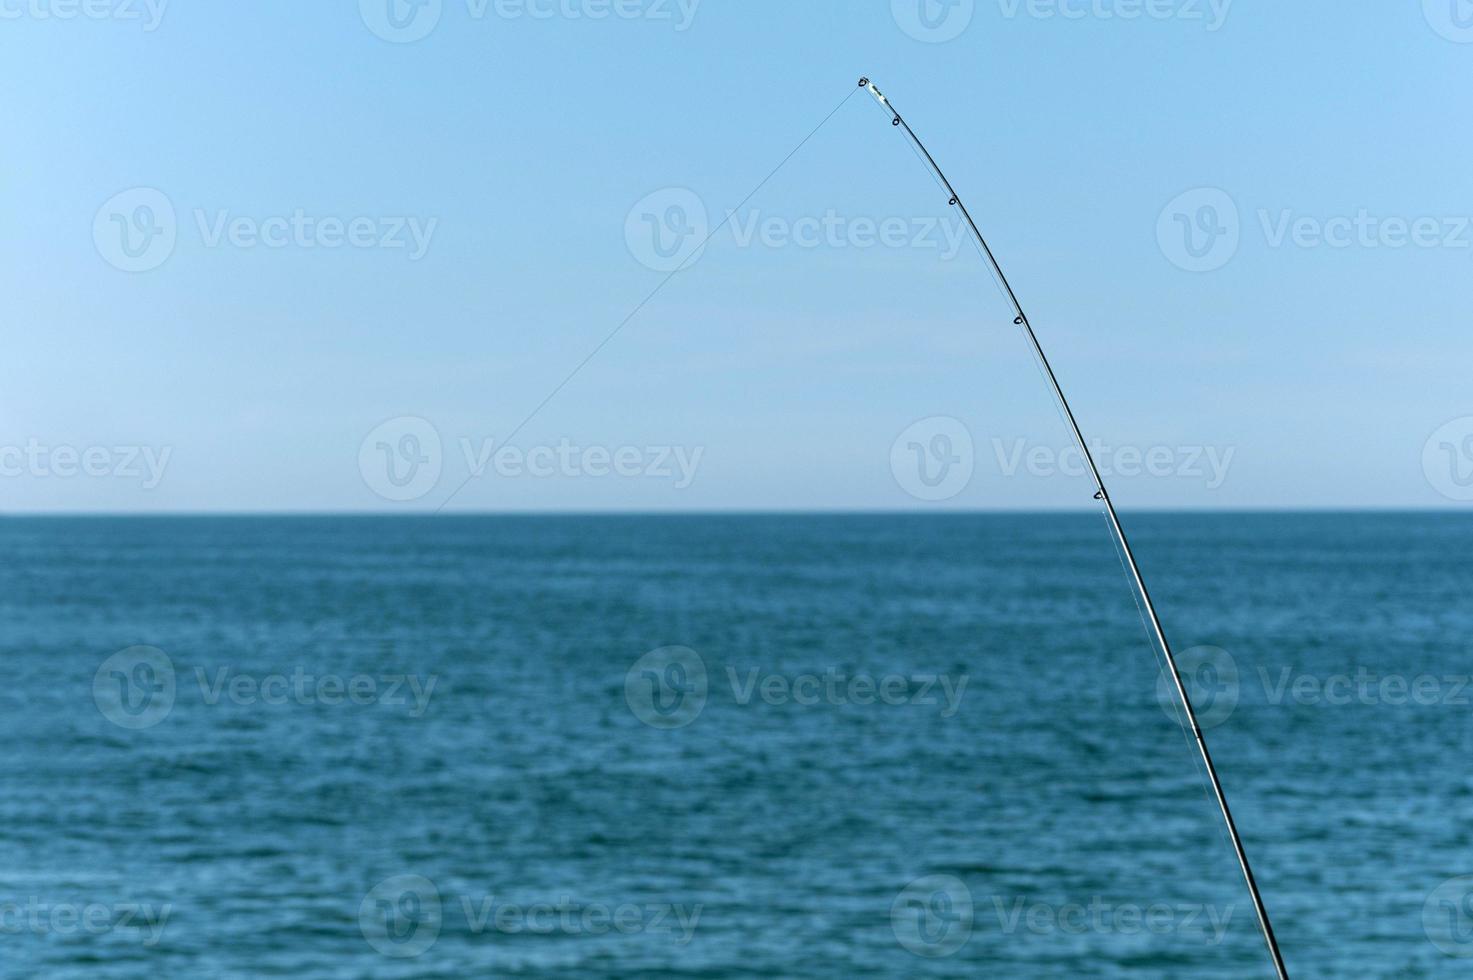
xmin=2 ymin=513 xmax=1470 ymax=978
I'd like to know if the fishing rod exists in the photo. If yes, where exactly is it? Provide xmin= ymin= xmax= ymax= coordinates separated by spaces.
xmin=858 ymin=77 xmax=1290 ymax=979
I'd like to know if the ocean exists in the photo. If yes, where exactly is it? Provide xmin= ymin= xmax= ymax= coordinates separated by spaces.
xmin=3 ymin=513 xmax=1469 ymax=977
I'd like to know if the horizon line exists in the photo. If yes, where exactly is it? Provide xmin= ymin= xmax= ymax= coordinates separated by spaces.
xmin=0 ymin=507 xmax=1466 ymax=518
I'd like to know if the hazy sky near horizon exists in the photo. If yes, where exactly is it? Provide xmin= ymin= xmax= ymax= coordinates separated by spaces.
xmin=2 ymin=1 xmax=1471 ymax=512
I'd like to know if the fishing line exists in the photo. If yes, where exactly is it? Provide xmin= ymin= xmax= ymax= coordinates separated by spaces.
xmin=865 ymin=95 xmax=1106 ymax=475
xmin=869 ymin=98 xmax=1018 ymax=310
xmin=434 ymin=83 xmax=863 ymax=514
xmin=877 ymin=91 xmax=1197 ymax=801
xmin=860 ymin=76 xmax=1290 ymax=978
xmin=1098 ymin=507 xmax=1232 ymax=854
xmin=882 ymin=99 xmax=1224 ymax=839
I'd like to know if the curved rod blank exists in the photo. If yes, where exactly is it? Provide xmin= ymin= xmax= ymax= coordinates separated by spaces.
xmin=858 ymin=76 xmax=1289 ymax=980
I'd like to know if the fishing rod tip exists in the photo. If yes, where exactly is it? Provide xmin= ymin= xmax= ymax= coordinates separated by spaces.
xmin=858 ymin=77 xmax=887 ymax=105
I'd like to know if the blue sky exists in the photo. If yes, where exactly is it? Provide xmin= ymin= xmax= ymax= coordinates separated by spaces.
xmin=2 ymin=1 xmax=1471 ymax=512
